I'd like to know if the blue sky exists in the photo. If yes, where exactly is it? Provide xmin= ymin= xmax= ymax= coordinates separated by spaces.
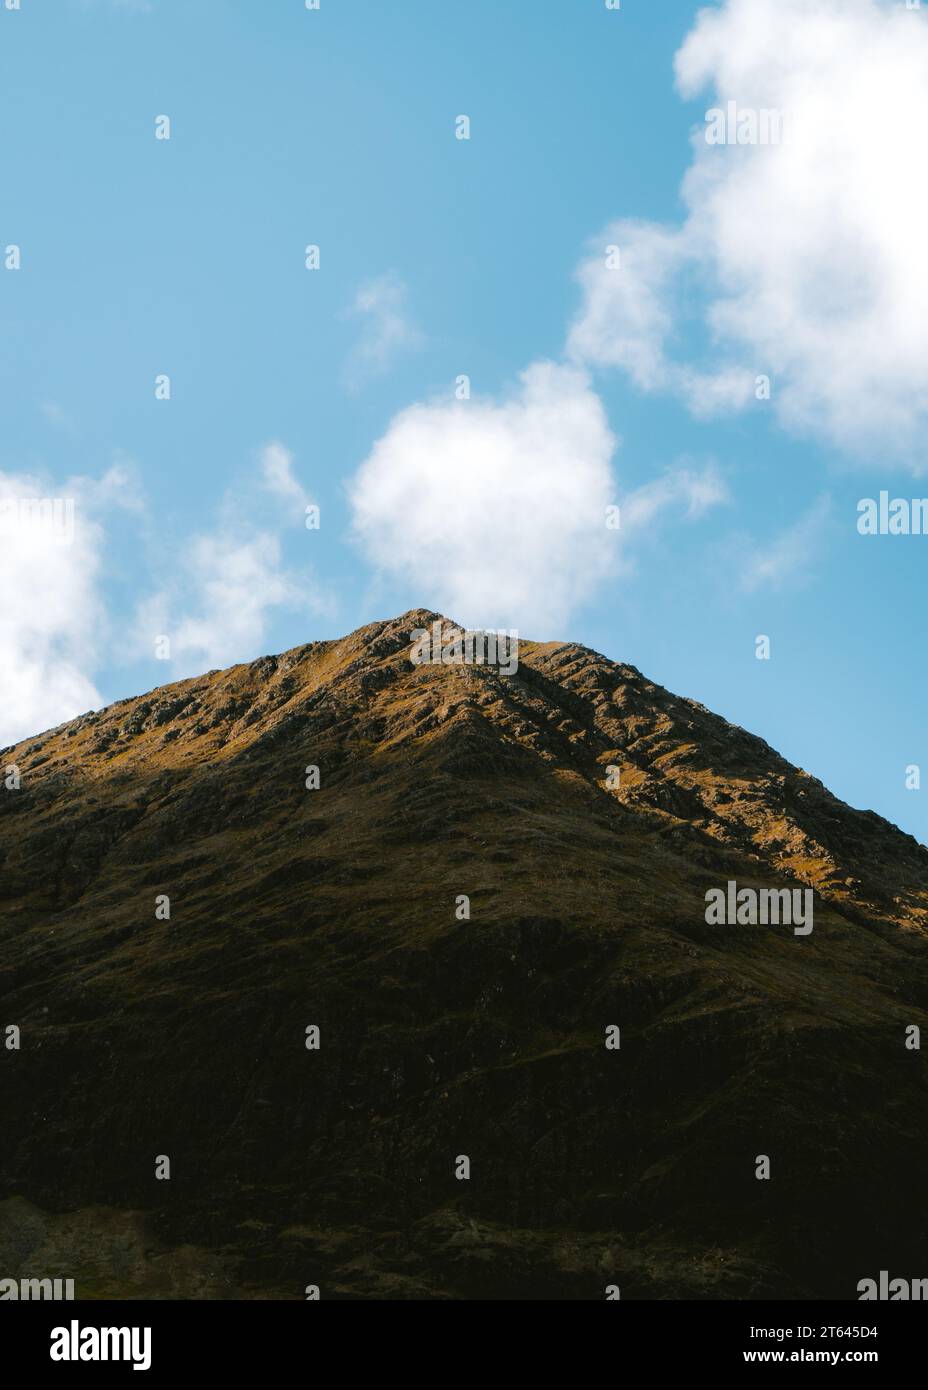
xmin=2 ymin=0 xmax=927 ymax=846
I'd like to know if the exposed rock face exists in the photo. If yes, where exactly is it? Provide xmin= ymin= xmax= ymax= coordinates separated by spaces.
xmin=1 ymin=610 xmax=927 ymax=1299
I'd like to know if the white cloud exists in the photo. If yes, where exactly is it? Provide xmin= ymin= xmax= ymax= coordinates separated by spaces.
xmin=141 ymin=533 xmax=303 ymax=672
xmin=343 ymin=273 xmax=422 ymax=386
xmin=569 ymin=0 xmax=928 ymax=457
xmin=260 ymin=441 xmax=310 ymax=511
xmin=139 ymin=446 xmax=327 ymax=675
xmin=0 ymin=467 xmax=136 ymax=749
xmin=739 ymin=494 xmax=832 ymax=593
xmin=622 ymin=464 xmax=730 ymax=532
xmin=349 ymin=363 xmax=730 ymax=635
xmin=0 ymin=445 xmax=320 ymax=744
xmin=350 ymin=363 xmax=618 ymax=636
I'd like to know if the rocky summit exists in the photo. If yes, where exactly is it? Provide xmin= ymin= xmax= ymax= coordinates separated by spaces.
xmin=1 ymin=610 xmax=927 ymax=1300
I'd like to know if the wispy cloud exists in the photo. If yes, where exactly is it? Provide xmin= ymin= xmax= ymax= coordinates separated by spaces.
xmin=41 ymin=402 xmax=74 ymax=432
xmin=343 ymin=273 xmax=422 ymax=387
xmin=739 ymin=495 xmax=832 ymax=594
xmin=259 ymin=441 xmax=311 ymax=512
xmin=137 ymin=445 xmax=328 ymax=676
xmin=139 ymin=533 xmax=304 ymax=673
xmin=622 ymin=465 xmax=730 ymax=532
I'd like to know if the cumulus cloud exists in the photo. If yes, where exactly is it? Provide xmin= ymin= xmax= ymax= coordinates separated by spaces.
xmin=349 ymin=355 xmax=730 ymax=635
xmin=0 ymin=465 xmax=137 ymax=749
xmin=568 ymin=0 xmax=928 ymax=457
xmin=351 ymin=363 xmax=615 ymax=635
xmin=343 ymin=274 xmax=422 ymax=386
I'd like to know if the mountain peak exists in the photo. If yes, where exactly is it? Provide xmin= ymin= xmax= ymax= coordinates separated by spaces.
xmin=2 ymin=611 xmax=928 ymax=1298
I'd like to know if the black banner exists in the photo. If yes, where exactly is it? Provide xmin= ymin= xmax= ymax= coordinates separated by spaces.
xmin=2 ymin=1300 xmax=923 ymax=1376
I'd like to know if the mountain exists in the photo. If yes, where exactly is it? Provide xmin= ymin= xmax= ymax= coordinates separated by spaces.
xmin=2 ymin=610 xmax=927 ymax=1300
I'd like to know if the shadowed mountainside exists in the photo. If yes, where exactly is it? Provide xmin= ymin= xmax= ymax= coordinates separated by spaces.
xmin=2 ymin=609 xmax=927 ymax=1299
